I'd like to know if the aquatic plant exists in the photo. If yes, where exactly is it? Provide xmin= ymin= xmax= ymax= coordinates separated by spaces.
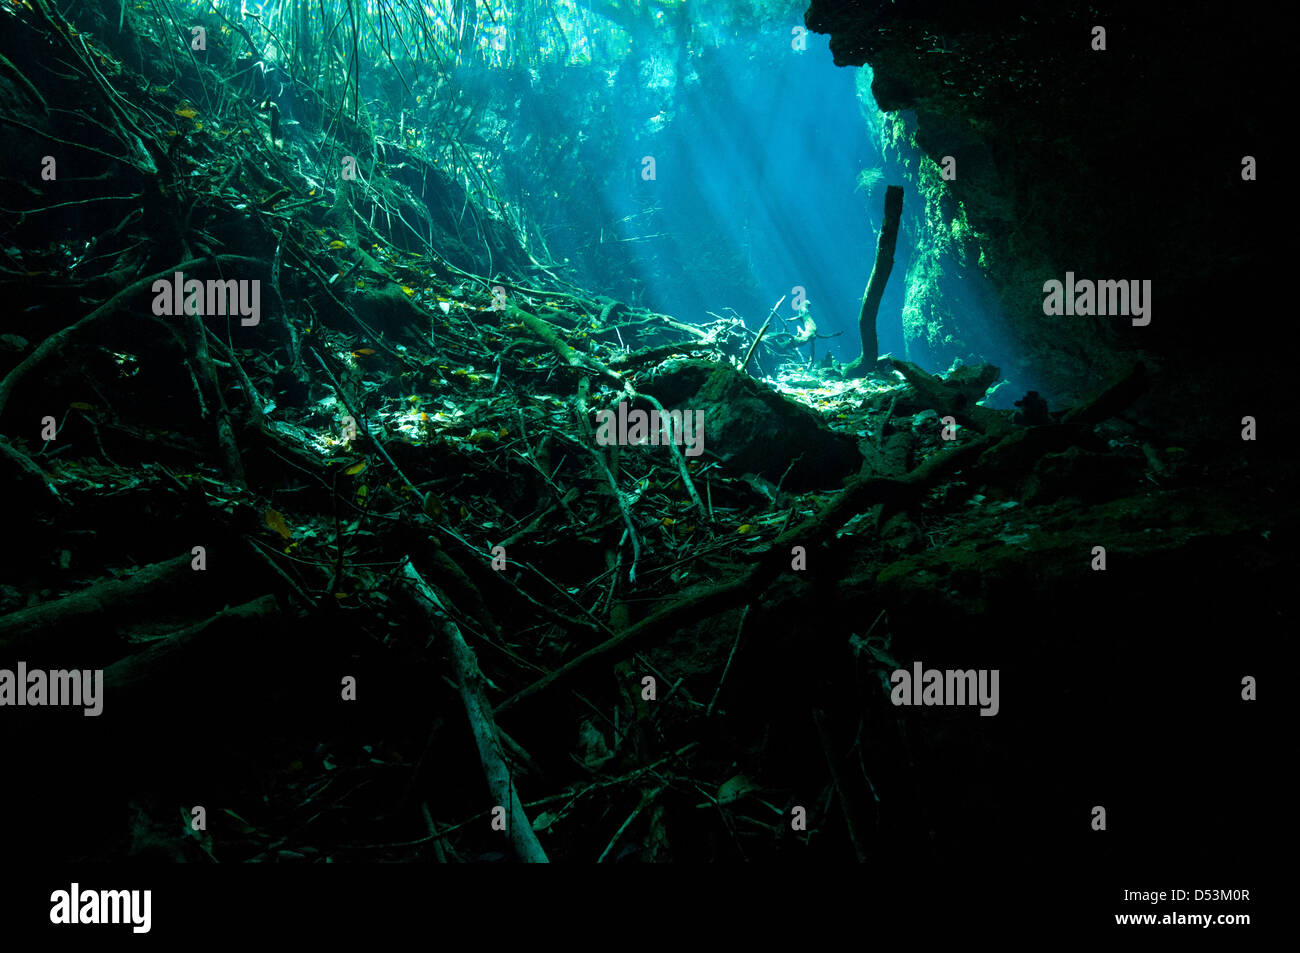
xmin=855 ymin=166 xmax=884 ymax=194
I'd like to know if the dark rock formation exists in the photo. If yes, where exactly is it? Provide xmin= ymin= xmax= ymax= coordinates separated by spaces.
xmin=643 ymin=359 xmax=862 ymax=490
xmin=806 ymin=1 xmax=1281 ymax=412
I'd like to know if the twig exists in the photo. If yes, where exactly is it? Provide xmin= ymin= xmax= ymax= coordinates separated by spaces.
xmin=597 ymin=783 xmax=665 ymax=863
xmin=739 ymin=316 xmax=770 ymax=374
xmin=706 ymin=605 xmax=748 ymax=718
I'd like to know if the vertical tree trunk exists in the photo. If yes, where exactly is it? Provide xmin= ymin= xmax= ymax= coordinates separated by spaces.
xmin=845 ymin=184 xmax=904 ymax=377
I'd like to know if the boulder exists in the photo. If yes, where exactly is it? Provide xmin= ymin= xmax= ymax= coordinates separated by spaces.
xmin=642 ymin=360 xmax=862 ymax=491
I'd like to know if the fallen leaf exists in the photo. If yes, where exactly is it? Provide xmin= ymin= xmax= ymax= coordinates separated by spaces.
xmin=716 ymin=774 xmax=758 ymax=805
xmin=264 ymin=508 xmax=292 ymax=539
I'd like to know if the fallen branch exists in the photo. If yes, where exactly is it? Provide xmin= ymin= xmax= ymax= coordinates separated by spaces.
xmin=0 ymin=255 xmax=267 ymax=420
xmin=0 ymin=553 xmax=196 ymax=658
xmin=607 ymin=341 xmax=715 ymax=368
xmin=102 ymin=595 xmax=281 ymax=696
xmin=401 ymin=559 xmax=548 ymax=863
xmin=0 ymin=435 xmax=59 ymax=500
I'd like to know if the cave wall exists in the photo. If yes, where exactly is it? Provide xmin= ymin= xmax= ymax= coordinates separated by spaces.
xmin=807 ymin=0 xmax=1276 ymax=407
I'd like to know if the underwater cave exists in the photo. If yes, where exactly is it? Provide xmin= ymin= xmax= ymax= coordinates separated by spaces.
xmin=0 ymin=0 xmax=1285 ymax=930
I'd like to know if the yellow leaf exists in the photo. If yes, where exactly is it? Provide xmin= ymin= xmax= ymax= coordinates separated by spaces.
xmin=343 ymin=461 xmax=367 ymax=476
xmin=737 ymin=524 xmax=753 ymax=535
xmin=401 ymin=286 xmax=415 ymax=296
xmin=69 ymin=401 xmax=96 ymax=411
xmin=265 ymin=508 xmax=292 ymax=539
xmin=353 ymin=347 xmax=376 ymax=355
xmin=174 ymin=107 xmax=198 ymax=119
xmin=328 ymin=240 xmax=346 ymax=249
